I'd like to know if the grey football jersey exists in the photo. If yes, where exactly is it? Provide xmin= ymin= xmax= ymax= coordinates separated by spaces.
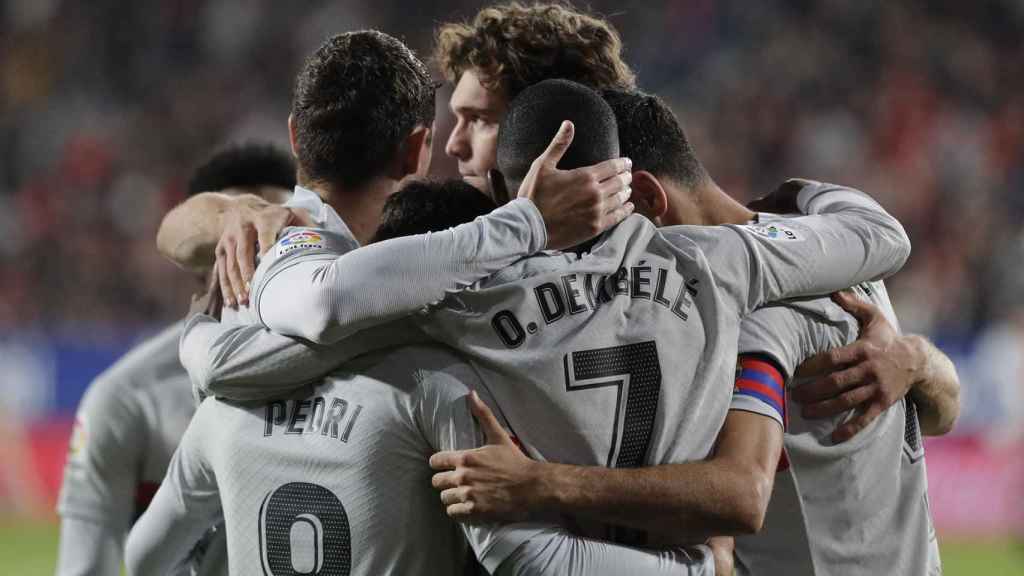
xmin=411 ymin=185 xmax=906 ymax=544
xmin=236 ymin=181 xmax=908 ymax=555
xmin=732 ymin=276 xmax=941 ymax=576
xmin=57 ymin=321 xmax=226 ymax=576
xmin=133 ymin=346 xmax=474 ymax=576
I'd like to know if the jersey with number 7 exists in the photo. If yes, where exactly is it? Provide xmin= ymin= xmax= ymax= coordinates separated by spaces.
xmin=253 ymin=181 xmax=910 ymax=550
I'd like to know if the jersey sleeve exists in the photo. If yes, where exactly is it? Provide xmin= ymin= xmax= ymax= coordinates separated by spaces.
xmin=254 ymin=198 xmax=547 ymax=344
xmin=495 ymin=535 xmax=715 ymax=576
xmin=665 ymin=181 xmax=911 ymax=316
xmin=412 ymin=360 xmax=554 ymax=573
xmin=179 ymin=313 xmax=428 ymax=402
xmin=57 ymin=374 xmax=144 ymax=533
xmin=124 ymin=402 xmax=222 ymax=576
xmin=55 ymin=517 xmax=123 ymax=576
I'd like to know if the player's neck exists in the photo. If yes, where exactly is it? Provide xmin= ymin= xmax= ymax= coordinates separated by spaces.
xmin=304 ymin=178 xmax=396 ymax=246
xmin=664 ymin=178 xmax=755 ymax=226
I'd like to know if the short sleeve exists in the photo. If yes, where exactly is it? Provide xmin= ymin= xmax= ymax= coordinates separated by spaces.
xmin=729 ymin=305 xmax=818 ymax=428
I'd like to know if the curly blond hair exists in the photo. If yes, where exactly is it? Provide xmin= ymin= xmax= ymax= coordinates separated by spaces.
xmin=435 ymin=2 xmax=635 ymax=98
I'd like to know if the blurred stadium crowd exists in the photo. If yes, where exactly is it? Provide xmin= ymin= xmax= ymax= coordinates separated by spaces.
xmin=0 ymin=0 xmax=1021 ymax=436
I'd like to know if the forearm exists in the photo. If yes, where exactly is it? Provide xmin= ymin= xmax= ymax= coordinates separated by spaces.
xmin=535 ymin=459 xmax=766 ymax=543
xmin=156 ymin=192 xmax=239 ymax=273
xmin=495 ymin=530 xmax=715 ymax=576
xmin=741 ymin=184 xmax=911 ymax=310
xmin=257 ymin=198 xmax=547 ymax=343
xmin=55 ymin=517 xmax=123 ymax=576
xmin=124 ymin=491 xmax=211 ymax=576
xmin=906 ymin=335 xmax=960 ymax=435
xmin=180 ymin=314 xmax=426 ymax=401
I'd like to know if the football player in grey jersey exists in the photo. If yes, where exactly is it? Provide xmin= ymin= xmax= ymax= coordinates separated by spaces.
xmin=132 ymin=179 xmax=724 ymax=575
xmin=174 ymin=79 xmax=913 ymax=574
xmin=54 ymin=142 xmax=296 ymax=576
xmin=429 ymin=90 xmax=958 ymax=576
xmin=132 ymin=31 xmax=683 ymax=576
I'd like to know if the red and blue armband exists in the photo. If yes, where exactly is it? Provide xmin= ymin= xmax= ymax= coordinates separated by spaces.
xmin=733 ymin=355 xmax=787 ymax=428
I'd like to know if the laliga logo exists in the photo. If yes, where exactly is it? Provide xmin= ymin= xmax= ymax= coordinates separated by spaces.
xmin=279 ymin=231 xmax=323 ymax=246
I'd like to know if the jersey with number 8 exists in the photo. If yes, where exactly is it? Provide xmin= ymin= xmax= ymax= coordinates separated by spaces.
xmin=129 ymin=346 xmax=482 ymax=576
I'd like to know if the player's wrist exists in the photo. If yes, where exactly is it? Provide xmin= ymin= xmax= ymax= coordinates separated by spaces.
xmin=900 ymin=335 xmax=930 ymax=389
xmin=530 ymin=461 xmax=571 ymax=517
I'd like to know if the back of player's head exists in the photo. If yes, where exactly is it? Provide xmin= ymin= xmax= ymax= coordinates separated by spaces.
xmin=292 ymin=30 xmax=436 ymax=189
xmin=435 ymin=2 xmax=635 ymax=99
xmin=496 ymin=79 xmax=619 ymax=191
xmin=187 ymin=142 xmax=296 ymax=196
xmin=601 ymin=89 xmax=706 ymax=188
xmin=372 ymin=179 xmax=497 ymax=242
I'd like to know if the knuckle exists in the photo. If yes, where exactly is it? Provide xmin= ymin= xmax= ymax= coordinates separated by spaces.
xmin=827 ymin=349 xmax=843 ymax=365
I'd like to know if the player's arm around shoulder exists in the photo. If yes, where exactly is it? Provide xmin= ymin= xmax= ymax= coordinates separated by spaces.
xmin=688 ymin=178 xmax=913 ymax=313
xmin=793 ymin=292 xmax=961 ymax=441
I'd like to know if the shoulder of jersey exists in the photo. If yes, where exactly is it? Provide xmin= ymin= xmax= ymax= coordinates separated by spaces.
xmin=88 ymin=322 xmax=187 ymax=394
xmin=271 ymin=227 xmax=357 ymax=260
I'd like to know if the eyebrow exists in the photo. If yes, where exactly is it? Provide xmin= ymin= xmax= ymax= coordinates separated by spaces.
xmin=450 ymin=104 xmax=495 ymax=116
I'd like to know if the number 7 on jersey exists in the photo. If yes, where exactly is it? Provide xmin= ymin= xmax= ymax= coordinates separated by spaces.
xmin=563 ymin=341 xmax=661 ymax=468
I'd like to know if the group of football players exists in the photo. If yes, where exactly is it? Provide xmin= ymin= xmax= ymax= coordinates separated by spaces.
xmin=56 ymin=3 xmax=961 ymax=575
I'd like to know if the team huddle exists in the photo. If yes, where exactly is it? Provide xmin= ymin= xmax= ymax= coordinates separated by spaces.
xmin=56 ymin=3 xmax=960 ymax=575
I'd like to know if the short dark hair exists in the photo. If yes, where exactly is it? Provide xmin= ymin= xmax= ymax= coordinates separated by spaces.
xmin=601 ymin=89 xmax=706 ymax=188
xmin=435 ymin=2 xmax=635 ymax=99
xmin=372 ymin=179 xmax=496 ymax=242
xmin=291 ymin=31 xmax=436 ymax=189
xmin=497 ymin=79 xmax=618 ymax=190
xmin=187 ymin=142 xmax=296 ymax=196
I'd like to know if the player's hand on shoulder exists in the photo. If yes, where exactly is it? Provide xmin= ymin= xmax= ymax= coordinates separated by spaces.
xmin=514 ymin=120 xmax=634 ymax=250
xmin=792 ymin=290 xmax=922 ymax=443
xmin=708 ymin=536 xmax=735 ymax=576
xmin=214 ymin=196 xmax=311 ymax=308
xmin=428 ymin=391 xmax=542 ymax=523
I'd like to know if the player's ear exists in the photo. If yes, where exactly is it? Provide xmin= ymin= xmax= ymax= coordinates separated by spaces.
xmin=630 ymin=170 xmax=669 ymax=221
xmin=399 ymin=126 xmax=433 ymax=179
xmin=287 ymin=114 xmax=299 ymax=159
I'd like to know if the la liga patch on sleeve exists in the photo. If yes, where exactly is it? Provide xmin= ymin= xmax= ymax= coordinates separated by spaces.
xmin=744 ymin=222 xmax=802 ymax=241
xmin=275 ymin=229 xmax=325 ymax=257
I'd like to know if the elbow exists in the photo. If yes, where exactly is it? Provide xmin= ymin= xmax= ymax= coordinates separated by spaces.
xmin=880 ymin=216 xmax=912 ymax=276
xmin=722 ymin=469 xmax=772 ymax=535
xmin=736 ymin=473 xmax=772 ymax=534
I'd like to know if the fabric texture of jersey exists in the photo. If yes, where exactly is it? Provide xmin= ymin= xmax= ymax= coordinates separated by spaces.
xmin=131 ymin=345 xmax=480 ymax=575
xmin=210 ymin=181 xmax=909 ymax=561
xmin=731 ymin=254 xmax=940 ymax=575
xmin=178 ymin=190 xmax=717 ymax=574
xmin=57 ymin=321 xmax=226 ymax=575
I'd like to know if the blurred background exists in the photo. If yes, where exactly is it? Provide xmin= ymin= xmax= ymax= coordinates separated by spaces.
xmin=0 ymin=0 xmax=1021 ymax=573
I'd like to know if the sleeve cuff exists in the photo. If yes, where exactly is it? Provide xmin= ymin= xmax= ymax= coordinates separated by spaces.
xmin=505 ymin=197 xmax=548 ymax=251
xmin=797 ymin=181 xmax=880 ymax=215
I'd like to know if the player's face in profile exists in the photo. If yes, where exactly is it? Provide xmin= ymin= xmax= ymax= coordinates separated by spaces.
xmin=445 ymin=70 xmax=506 ymax=193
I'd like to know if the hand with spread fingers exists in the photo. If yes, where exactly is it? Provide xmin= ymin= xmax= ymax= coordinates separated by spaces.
xmin=514 ymin=120 xmax=634 ymax=251
xmin=429 ymin=391 xmax=541 ymax=523
xmin=214 ymin=199 xmax=313 ymax=309
xmin=792 ymin=290 xmax=922 ymax=443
